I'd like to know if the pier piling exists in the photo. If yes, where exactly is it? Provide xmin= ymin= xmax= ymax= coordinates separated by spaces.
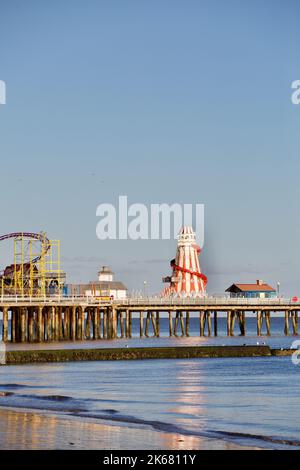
xmin=139 ymin=311 xmax=144 ymax=338
xmin=284 ymin=311 xmax=290 ymax=336
xmin=156 ymin=311 xmax=160 ymax=337
xmin=186 ymin=311 xmax=190 ymax=337
xmin=2 ymin=307 xmax=8 ymax=343
xmin=214 ymin=311 xmax=218 ymax=337
xmin=1 ymin=300 xmax=299 ymax=345
xmin=169 ymin=311 xmax=173 ymax=337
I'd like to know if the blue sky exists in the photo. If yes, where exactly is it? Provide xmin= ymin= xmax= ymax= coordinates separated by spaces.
xmin=0 ymin=0 xmax=300 ymax=295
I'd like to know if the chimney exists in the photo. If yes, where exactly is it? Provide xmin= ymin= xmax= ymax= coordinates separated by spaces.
xmin=256 ymin=280 xmax=263 ymax=286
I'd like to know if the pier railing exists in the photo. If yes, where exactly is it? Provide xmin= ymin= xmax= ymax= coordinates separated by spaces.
xmin=0 ymin=295 xmax=110 ymax=305
xmin=0 ymin=295 xmax=300 ymax=306
xmin=112 ymin=297 xmax=300 ymax=306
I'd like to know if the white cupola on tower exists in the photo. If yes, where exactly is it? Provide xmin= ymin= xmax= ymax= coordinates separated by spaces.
xmin=98 ymin=266 xmax=114 ymax=282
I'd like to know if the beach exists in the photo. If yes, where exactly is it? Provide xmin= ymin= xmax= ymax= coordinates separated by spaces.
xmin=0 ymin=407 xmax=259 ymax=450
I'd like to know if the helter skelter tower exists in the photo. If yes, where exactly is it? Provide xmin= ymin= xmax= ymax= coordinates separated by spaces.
xmin=162 ymin=226 xmax=207 ymax=297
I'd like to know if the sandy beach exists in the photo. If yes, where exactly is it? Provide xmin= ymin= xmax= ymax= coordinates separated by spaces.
xmin=0 ymin=407 xmax=260 ymax=450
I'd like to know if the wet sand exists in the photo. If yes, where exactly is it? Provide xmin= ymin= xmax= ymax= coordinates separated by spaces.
xmin=0 ymin=407 xmax=260 ymax=450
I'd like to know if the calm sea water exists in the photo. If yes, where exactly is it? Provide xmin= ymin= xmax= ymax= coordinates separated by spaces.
xmin=0 ymin=356 xmax=300 ymax=449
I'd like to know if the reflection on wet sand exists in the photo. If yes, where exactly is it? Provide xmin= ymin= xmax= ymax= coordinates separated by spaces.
xmin=0 ymin=408 xmax=257 ymax=450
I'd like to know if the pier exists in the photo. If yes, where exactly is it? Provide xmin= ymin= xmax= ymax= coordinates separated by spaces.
xmin=0 ymin=297 xmax=299 ymax=343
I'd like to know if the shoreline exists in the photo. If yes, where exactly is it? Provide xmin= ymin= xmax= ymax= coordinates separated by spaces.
xmin=0 ymin=406 xmax=262 ymax=450
xmin=1 ymin=345 xmax=295 ymax=365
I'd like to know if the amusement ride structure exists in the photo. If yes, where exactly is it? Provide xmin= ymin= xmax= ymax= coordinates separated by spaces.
xmin=162 ymin=226 xmax=207 ymax=297
xmin=0 ymin=232 xmax=65 ymax=296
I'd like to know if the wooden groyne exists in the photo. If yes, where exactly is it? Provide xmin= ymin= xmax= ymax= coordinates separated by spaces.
xmin=0 ymin=298 xmax=299 ymax=343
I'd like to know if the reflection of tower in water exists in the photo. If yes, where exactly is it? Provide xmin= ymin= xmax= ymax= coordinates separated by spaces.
xmin=162 ymin=226 xmax=207 ymax=297
xmin=161 ymin=360 xmax=208 ymax=449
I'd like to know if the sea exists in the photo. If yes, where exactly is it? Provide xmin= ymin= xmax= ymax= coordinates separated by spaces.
xmin=0 ymin=316 xmax=299 ymax=450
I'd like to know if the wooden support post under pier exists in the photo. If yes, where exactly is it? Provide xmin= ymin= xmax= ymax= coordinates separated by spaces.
xmin=93 ymin=308 xmax=99 ymax=340
xmin=291 ymin=311 xmax=298 ymax=336
xmin=169 ymin=311 xmax=173 ymax=337
xmin=207 ymin=311 xmax=212 ymax=337
xmin=103 ymin=310 xmax=108 ymax=339
xmin=76 ymin=308 xmax=82 ymax=340
xmin=144 ymin=311 xmax=150 ymax=337
xmin=14 ymin=309 xmax=19 ymax=342
xmin=10 ymin=308 xmax=16 ymax=343
xmin=156 ymin=311 xmax=160 ymax=337
xmin=37 ymin=306 xmax=43 ymax=342
xmin=186 ymin=311 xmax=190 ymax=337
xmin=119 ymin=311 xmax=124 ymax=338
xmin=57 ymin=307 xmax=63 ymax=341
xmin=230 ymin=311 xmax=235 ymax=336
xmin=139 ymin=311 xmax=144 ymax=338
xmin=112 ymin=307 xmax=117 ymax=339
xmin=28 ymin=308 xmax=34 ymax=343
xmin=265 ymin=311 xmax=271 ymax=336
xmin=80 ymin=307 xmax=85 ymax=340
xmin=71 ymin=306 xmax=76 ymax=341
xmin=284 ymin=311 xmax=290 ymax=336
xmin=151 ymin=311 xmax=157 ymax=337
xmin=125 ymin=310 xmax=129 ymax=338
xmin=20 ymin=308 xmax=26 ymax=343
xmin=64 ymin=307 xmax=70 ymax=340
xmin=174 ymin=311 xmax=179 ymax=337
xmin=2 ymin=307 xmax=8 ymax=343
xmin=129 ymin=311 xmax=132 ymax=338
xmin=51 ymin=307 xmax=56 ymax=341
xmin=237 ymin=311 xmax=246 ymax=336
xmin=53 ymin=308 xmax=59 ymax=341
xmin=179 ymin=311 xmax=185 ymax=337
xmin=98 ymin=308 xmax=102 ymax=339
xmin=86 ymin=309 xmax=91 ymax=339
xmin=242 ymin=312 xmax=246 ymax=336
xmin=200 ymin=311 xmax=205 ymax=337
xmin=257 ymin=311 xmax=262 ymax=336
xmin=214 ymin=311 xmax=218 ymax=337
xmin=45 ymin=308 xmax=49 ymax=341
xmin=227 ymin=311 xmax=231 ymax=336
xmin=106 ymin=309 xmax=110 ymax=339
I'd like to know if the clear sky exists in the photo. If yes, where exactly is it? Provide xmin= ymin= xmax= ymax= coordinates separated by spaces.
xmin=0 ymin=0 xmax=300 ymax=295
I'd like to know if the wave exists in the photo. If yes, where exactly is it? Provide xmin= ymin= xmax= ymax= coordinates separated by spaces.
xmin=212 ymin=430 xmax=300 ymax=447
xmin=35 ymin=395 xmax=72 ymax=402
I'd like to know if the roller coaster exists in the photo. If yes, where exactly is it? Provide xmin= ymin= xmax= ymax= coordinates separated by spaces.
xmin=0 ymin=232 xmax=65 ymax=296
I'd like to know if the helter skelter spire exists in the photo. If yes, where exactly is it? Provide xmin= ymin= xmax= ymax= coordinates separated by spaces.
xmin=162 ymin=226 xmax=207 ymax=297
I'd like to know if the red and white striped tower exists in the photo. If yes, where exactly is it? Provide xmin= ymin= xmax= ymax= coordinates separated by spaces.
xmin=162 ymin=226 xmax=207 ymax=297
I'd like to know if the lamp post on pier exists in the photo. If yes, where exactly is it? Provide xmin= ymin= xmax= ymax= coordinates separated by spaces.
xmin=143 ymin=280 xmax=148 ymax=299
